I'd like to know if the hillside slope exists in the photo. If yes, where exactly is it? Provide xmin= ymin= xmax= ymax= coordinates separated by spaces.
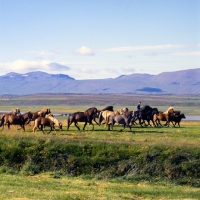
xmin=0 ymin=69 xmax=200 ymax=94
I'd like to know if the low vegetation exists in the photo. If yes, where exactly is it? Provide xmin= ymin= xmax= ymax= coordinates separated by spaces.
xmin=0 ymin=121 xmax=200 ymax=199
xmin=0 ymin=94 xmax=200 ymax=199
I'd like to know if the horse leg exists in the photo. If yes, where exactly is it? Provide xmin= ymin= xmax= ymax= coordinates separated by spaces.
xmin=94 ymin=118 xmax=99 ymax=126
xmin=83 ymin=122 xmax=87 ymax=130
xmin=74 ymin=122 xmax=80 ymax=130
xmin=89 ymin=121 xmax=94 ymax=131
xmin=111 ymin=121 xmax=115 ymax=131
xmin=7 ymin=123 xmax=11 ymax=129
xmin=47 ymin=126 xmax=53 ymax=134
xmin=41 ymin=125 xmax=46 ymax=134
xmin=21 ymin=124 xmax=25 ymax=131
xmin=67 ymin=117 xmax=73 ymax=130
xmin=128 ymin=124 xmax=133 ymax=132
xmin=107 ymin=124 xmax=111 ymax=131
xmin=156 ymin=119 xmax=162 ymax=126
xmin=120 ymin=124 xmax=126 ymax=131
xmin=33 ymin=125 xmax=37 ymax=133
xmin=138 ymin=119 xmax=143 ymax=127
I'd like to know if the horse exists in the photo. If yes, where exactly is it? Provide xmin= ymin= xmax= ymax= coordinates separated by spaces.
xmin=67 ymin=107 xmax=99 ymax=130
xmin=134 ymin=105 xmax=156 ymax=127
xmin=96 ymin=106 xmax=114 ymax=120
xmin=116 ymin=107 xmax=129 ymax=115
xmin=30 ymin=108 xmax=51 ymax=122
xmin=45 ymin=114 xmax=62 ymax=130
xmin=98 ymin=110 xmax=120 ymax=125
xmin=98 ymin=106 xmax=127 ymax=125
xmin=33 ymin=117 xmax=55 ymax=134
xmin=169 ymin=112 xmax=186 ymax=127
xmin=153 ymin=107 xmax=174 ymax=127
xmin=33 ymin=113 xmax=62 ymax=134
xmin=0 ymin=108 xmax=21 ymax=121
xmin=106 ymin=111 xmax=135 ymax=131
xmin=137 ymin=107 xmax=159 ymax=127
xmin=0 ymin=111 xmax=33 ymax=131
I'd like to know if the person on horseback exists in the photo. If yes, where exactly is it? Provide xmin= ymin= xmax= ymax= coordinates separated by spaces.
xmin=137 ymin=102 xmax=141 ymax=111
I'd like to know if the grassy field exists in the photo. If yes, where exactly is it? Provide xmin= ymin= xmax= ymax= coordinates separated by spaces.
xmin=0 ymin=121 xmax=200 ymax=199
xmin=0 ymin=94 xmax=200 ymax=199
xmin=0 ymin=173 xmax=200 ymax=199
xmin=1 ymin=93 xmax=200 ymax=115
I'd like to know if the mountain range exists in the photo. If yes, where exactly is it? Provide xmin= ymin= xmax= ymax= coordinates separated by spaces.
xmin=0 ymin=68 xmax=200 ymax=95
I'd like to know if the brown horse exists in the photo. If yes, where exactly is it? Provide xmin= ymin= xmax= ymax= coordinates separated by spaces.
xmin=33 ymin=113 xmax=62 ymax=134
xmin=153 ymin=107 xmax=174 ymax=127
xmin=33 ymin=117 xmax=55 ymax=134
xmin=0 ymin=108 xmax=21 ymax=121
xmin=0 ymin=111 xmax=33 ymax=131
xmin=67 ymin=107 xmax=99 ymax=130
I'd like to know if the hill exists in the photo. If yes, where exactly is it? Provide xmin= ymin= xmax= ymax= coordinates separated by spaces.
xmin=0 ymin=68 xmax=200 ymax=95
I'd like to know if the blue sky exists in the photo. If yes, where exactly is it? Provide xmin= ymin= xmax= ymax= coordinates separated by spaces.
xmin=0 ymin=0 xmax=200 ymax=79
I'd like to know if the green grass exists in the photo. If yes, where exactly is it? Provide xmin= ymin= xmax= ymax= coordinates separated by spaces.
xmin=0 ymin=173 xmax=200 ymax=199
xmin=0 ymin=94 xmax=200 ymax=199
xmin=1 ymin=93 xmax=200 ymax=115
xmin=0 ymin=121 xmax=200 ymax=199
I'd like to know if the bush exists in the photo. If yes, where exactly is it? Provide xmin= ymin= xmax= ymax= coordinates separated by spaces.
xmin=0 ymin=134 xmax=200 ymax=187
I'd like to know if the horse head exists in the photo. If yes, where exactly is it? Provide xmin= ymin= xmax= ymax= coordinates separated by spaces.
xmin=38 ymin=107 xmax=51 ymax=117
xmin=12 ymin=108 xmax=21 ymax=115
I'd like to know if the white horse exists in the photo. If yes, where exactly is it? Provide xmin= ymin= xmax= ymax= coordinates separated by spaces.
xmin=45 ymin=114 xmax=62 ymax=130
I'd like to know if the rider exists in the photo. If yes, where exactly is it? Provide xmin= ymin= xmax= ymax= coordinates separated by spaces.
xmin=137 ymin=102 xmax=141 ymax=111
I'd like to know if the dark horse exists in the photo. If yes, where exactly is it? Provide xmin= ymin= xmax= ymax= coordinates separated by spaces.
xmin=0 ymin=111 xmax=33 ymax=131
xmin=67 ymin=107 xmax=99 ymax=130
xmin=136 ymin=105 xmax=159 ymax=127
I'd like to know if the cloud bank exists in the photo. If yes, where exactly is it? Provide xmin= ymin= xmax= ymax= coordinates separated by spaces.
xmin=103 ymin=45 xmax=184 ymax=52
xmin=0 ymin=60 xmax=70 ymax=75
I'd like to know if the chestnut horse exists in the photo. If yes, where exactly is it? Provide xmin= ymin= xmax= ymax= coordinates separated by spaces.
xmin=0 ymin=111 xmax=33 ymax=131
xmin=33 ymin=113 xmax=62 ymax=134
xmin=0 ymin=108 xmax=21 ymax=121
xmin=153 ymin=107 xmax=174 ymax=127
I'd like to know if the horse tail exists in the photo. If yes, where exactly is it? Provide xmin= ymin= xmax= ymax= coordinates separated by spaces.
xmin=0 ymin=115 xmax=5 ymax=127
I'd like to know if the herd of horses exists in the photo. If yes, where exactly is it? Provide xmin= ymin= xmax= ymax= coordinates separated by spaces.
xmin=0 ymin=105 xmax=186 ymax=133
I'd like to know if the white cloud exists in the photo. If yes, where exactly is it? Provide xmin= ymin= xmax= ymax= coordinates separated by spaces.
xmin=103 ymin=45 xmax=184 ymax=52
xmin=0 ymin=60 xmax=70 ymax=75
xmin=74 ymin=46 xmax=95 ymax=56
xmin=172 ymin=51 xmax=200 ymax=56
xmin=79 ymin=68 xmax=99 ymax=73
xmin=121 ymin=66 xmax=135 ymax=72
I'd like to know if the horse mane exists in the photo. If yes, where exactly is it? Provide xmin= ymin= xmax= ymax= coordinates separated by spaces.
xmin=38 ymin=107 xmax=51 ymax=115
xmin=163 ymin=107 xmax=174 ymax=114
xmin=12 ymin=108 xmax=20 ymax=114
xmin=101 ymin=106 xmax=114 ymax=112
